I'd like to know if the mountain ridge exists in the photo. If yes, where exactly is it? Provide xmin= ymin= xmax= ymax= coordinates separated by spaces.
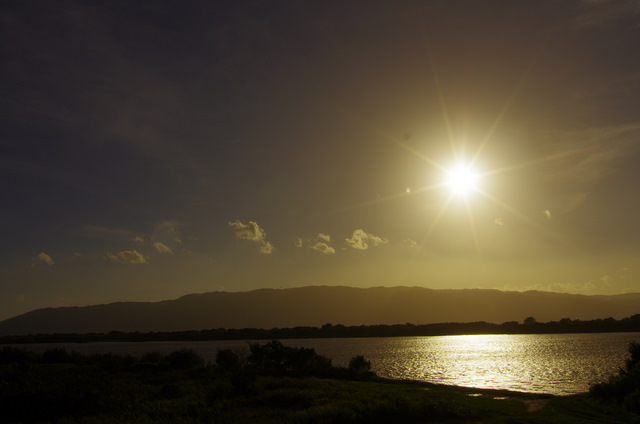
xmin=1 ymin=286 xmax=639 ymax=336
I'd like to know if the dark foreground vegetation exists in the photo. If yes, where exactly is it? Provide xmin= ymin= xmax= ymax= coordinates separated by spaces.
xmin=2 ymin=341 xmax=640 ymax=423
xmin=3 ymin=314 xmax=640 ymax=344
xmin=591 ymin=341 xmax=640 ymax=414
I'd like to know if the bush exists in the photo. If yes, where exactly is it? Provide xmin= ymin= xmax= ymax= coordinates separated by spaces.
xmin=247 ymin=340 xmax=333 ymax=377
xmin=348 ymin=355 xmax=373 ymax=379
xmin=167 ymin=348 xmax=205 ymax=370
xmin=591 ymin=341 xmax=640 ymax=411
xmin=0 ymin=347 xmax=37 ymax=364
xmin=41 ymin=348 xmax=82 ymax=364
xmin=216 ymin=348 xmax=241 ymax=372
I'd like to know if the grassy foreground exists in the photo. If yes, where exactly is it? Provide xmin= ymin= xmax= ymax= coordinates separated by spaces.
xmin=1 ymin=343 xmax=638 ymax=423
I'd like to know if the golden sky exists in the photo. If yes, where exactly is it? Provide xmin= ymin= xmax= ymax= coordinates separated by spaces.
xmin=2 ymin=1 xmax=640 ymax=321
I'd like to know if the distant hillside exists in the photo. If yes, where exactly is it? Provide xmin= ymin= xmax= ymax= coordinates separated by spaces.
xmin=1 ymin=286 xmax=640 ymax=336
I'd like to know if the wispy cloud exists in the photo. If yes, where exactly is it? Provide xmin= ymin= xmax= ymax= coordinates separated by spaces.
xmin=494 ymin=218 xmax=504 ymax=226
xmin=317 ymin=233 xmax=330 ymax=242
xmin=402 ymin=239 xmax=418 ymax=248
xmin=229 ymin=220 xmax=273 ymax=254
xmin=574 ymin=0 xmax=640 ymax=30
xmin=33 ymin=252 xmax=54 ymax=266
xmin=503 ymin=274 xmax=614 ymax=295
xmin=107 ymin=250 xmax=146 ymax=264
xmin=81 ymin=225 xmax=142 ymax=241
xmin=153 ymin=242 xmax=173 ymax=254
xmin=543 ymin=123 xmax=640 ymax=211
xmin=345 ymin=229 xmax=389 ymax=250
xmin=154 ymin=220 xmax=183 ymax=245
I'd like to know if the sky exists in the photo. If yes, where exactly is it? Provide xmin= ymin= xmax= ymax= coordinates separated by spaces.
xmin=2 ymin=0 xmax=640 ymax=321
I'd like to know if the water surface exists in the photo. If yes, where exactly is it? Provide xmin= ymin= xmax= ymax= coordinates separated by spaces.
xmin=12 ymin=332 xmax=639 ymax=395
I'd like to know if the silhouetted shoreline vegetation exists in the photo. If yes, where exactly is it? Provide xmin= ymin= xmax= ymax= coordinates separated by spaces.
xmin=2 ymin=341 xmax=640 ymax=423
xmin=2 ymin=314 xmax=640 ymax=344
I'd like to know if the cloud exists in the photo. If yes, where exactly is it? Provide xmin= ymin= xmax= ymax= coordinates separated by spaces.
xmin=574 ymin=1 xmax=640 ymax=30
xmin=260 ymin=242 xmax=274 ymax=255
xmin=543 ymin=209 xmax=552 ymax=220
xmin=81 ymin=225 xmax=142 ymax=241
xmin=228 ymin=220 xmax=273 ymax=254
xmin=310 ymin=242 xmax=336 ymax=254
xmin=502 ymin=274 xmax=615 ymax=295
xmin=34 ymin=252 xmax=54 ymax=265
xmin=542 ymin=123 xmax=640 ymax=211
xmin=153 ymin=242 xmax=173 ymax=254
xmin=295 ymin=238 xmax=303 ymax=248
xmin=345 ymin=229 xmax=389 ymax=250
xmin=107 ymin=250 xmax=146 ymax=264
xmin=229 ymin=220 xmax=266 ymax=242
xmin=317 ymin=233 xmax=331 ymax=242
xmin=402 ymin=239 xmax=418 ymax=248
xmin=494 ymin=218 xmax=504 ymax=226
xmin=154 ymin=220 xmax=183 ymax=244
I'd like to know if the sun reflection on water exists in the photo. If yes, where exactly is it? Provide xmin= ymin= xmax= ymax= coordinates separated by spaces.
xmin=364 ymin=333 xmax=632 ymax=395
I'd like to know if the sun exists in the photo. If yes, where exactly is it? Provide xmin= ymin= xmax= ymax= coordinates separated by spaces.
xmin=445 ymin=163 xmax=478 ymax=196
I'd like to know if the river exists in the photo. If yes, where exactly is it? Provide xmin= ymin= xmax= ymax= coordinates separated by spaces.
xmin=10 ymin=332 xmax=640 ymax=395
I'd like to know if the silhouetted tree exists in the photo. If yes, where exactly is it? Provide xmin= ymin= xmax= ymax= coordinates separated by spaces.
xmin=348 ymin=355 xmax=373 ymax=379
xmin=591 ymin=341 xmax=640 ymax=412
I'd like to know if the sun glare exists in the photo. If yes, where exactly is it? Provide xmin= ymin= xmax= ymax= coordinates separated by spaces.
xmin=445 ymin=164 xmax=478 ymax=196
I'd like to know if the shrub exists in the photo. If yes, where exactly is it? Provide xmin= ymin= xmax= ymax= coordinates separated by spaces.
xmin=348 ymin=355 xmax=373 ymax=379
xmin=590 ymin=341 xmax=640 ymax=411
xmin=167 ymin=348 xmax=205 ymax=370
xmin=0 ymin=347 xmax=37 ymax=364
xmin=41 ymin=348 xmax=82 ymax=364
xmin=216 ymin=348 xmax=241 ymax=372
xmin=141 ymin=350 xmax=165 ymax=363
xmin=247 ymin=340 xmax=333 ymax=378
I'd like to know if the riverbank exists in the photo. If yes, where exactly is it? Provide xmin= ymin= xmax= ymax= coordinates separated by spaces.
xmin=1 ymin=345 xmax=638 ymax=423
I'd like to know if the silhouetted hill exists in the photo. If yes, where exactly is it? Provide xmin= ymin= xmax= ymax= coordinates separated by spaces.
xmin=1 ymin=286 xmax=640 ymax=336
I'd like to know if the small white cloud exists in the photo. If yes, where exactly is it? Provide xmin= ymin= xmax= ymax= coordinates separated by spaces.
xmin=107 ymin=250 xmax=146 ymax=264
xmin=494 ymin=218 xmax=504 ymax=226
xmin=229 ymin=220 xmax=266 ymax=242
xmin=34 ymin=252 xmax=54 ymax=266
xmin=310 ymin=242 xmax=336 ymax=254
xmin=229 ymin=220 xmax=274 ymax=254
xmin=131 ymin=235 xmax=145 ymax=243
xmin=543 ymin=209 xmax=552 ymax=220
xmin=346 ymin=229 xmax=389 ymax=250
xmin=317 ymin=233 xmax=331 ymax=242
xmin=153 ymin=242 xmax=173 ymax=254
xmin=295 ymin=238 xmax=303 ymax=248
xmin=260 ymin=242 xmax=274 ymax=255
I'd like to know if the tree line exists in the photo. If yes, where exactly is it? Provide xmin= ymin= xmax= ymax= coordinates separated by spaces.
xmin=2 ymin=314 xmax=640 ymax=344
